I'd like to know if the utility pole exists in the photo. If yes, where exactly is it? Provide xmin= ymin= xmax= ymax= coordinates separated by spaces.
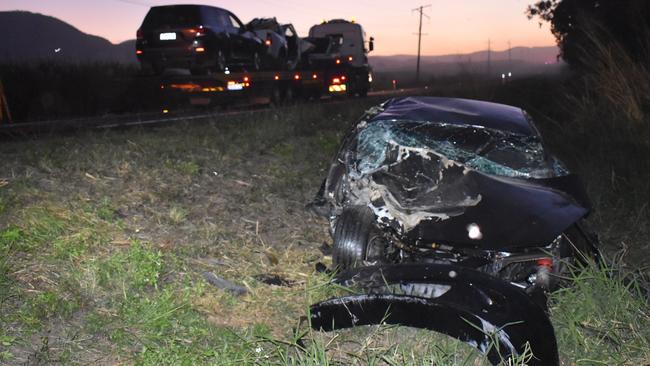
xmin=508 ymin=40 xmax=512 ymax=69
xmin=487 ymin=39 xmax=491 ymax=76
xmin=412 ymin=4 xmax=431 ymax=84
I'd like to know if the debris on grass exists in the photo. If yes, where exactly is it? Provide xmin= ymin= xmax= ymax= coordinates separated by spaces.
xmin=202 ymin=272 xmax=248 ymax=296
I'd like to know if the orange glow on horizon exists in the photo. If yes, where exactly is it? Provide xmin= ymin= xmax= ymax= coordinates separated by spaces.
xmin=0 ymin=0 xmax=558 ymax=56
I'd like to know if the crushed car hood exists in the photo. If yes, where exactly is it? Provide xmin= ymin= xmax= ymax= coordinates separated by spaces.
xmin=312 ymin=97 xmax=591 ymax=250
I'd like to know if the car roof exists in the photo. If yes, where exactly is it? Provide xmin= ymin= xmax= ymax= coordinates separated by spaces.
xmin=149 ymin=4 xmax=228 ymax=12
xmin=368 ymin=97 xmax=536 ymax=136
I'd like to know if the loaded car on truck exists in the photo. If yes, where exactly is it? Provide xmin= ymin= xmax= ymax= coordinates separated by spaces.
xmin=136 ymin=5 xmax=265 ymax=74
xmin=136 ymin=8 xmax=375 ymax=107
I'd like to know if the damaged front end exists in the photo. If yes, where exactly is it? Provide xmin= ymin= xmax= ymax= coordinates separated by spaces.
xmin=307 ymin=97 xmax=600 ymax=364
xmin=311 ymin=97 xmax=598 ymax=291
xmin=310 ymin=264 xmax=559 ymax=365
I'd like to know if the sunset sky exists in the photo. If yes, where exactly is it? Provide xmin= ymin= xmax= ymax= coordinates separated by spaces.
xmin=0 ymin=0 xmax=556 ymax=56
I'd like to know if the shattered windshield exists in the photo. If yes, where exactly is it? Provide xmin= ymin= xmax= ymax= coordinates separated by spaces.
xmin=355 ymin=120 xmax=567 ymax=179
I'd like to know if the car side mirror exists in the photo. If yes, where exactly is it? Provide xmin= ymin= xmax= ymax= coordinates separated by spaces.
xmin=369 ymin=37 xmax=374 ymax=52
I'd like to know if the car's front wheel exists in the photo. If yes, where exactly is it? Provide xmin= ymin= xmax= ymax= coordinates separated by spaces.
xmin=332 ymin=206 xmax=386 ymax=270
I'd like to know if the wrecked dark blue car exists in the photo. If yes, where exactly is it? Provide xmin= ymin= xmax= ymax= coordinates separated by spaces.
xmin=309 ymin=97 xmax=600 ymax=365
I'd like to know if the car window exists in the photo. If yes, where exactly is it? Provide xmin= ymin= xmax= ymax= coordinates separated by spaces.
xmin=229 ymin=14 xmax=242 ymax=30
xmin=284 ymin=26 xmax=295 ymax=38
xmin=142 ymin=6 xmax=202 ymax=29
xmin=204 ymin=8 xmax=226 ymax=30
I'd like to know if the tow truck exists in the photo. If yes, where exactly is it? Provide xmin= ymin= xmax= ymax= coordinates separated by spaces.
xmin=157 ymin=19 xmax=374 ymax=108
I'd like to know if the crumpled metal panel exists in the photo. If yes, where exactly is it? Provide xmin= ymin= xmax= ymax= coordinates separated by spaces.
xmin=310 ymin=264 xmax=559 ymax=366
xmin=312 ymin=97 xmax=591 ymax=249
xmin=368 ymin=96 xmax=537 ymax=136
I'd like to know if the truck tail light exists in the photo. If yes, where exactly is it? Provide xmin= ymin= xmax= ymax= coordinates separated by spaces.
xmin=265 ymin=35 xmax=272 ymax=46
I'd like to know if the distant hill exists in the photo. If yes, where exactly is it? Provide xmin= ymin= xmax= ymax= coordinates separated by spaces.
xmin=0 ymin=10 xmax=560 ymax=70
xmin=0 ymin=11 xmax=137 ymax=64
xmin=370 ymin=46 xmax=562 ymax=72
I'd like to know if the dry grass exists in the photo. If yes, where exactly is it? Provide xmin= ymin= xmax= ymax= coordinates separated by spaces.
xmin=0 ymin=82 xmax=649 ymax=365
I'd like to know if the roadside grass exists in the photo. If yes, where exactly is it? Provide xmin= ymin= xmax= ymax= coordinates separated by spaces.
xmin=0 ymin=92 xmax=648 ymax=365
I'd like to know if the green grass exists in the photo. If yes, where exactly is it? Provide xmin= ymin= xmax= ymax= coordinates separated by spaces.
xmin=0 ymin=86 xmax=649 ymax=365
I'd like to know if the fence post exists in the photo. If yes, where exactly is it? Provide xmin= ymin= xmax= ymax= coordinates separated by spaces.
xmin=0 ymin=79 xmax=12 ymax=124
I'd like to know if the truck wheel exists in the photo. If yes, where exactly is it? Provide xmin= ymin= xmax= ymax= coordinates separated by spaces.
xmin=332 ymin=206 xmax=385 ymax=270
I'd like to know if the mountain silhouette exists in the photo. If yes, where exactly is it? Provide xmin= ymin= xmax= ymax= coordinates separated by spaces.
xmin=370 ymin=46 xmax=561 ymax=72
xmin=0 ymin=11 xmax=136 ymax=63
xmin=0 ymin=10 xmax=559 ymax=70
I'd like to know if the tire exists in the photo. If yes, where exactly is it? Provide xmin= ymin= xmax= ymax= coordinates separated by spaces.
xmin=332 ymin=206 xmax=385 ymax=270
xmin=215 ymin=50 xmax=226 ymax=72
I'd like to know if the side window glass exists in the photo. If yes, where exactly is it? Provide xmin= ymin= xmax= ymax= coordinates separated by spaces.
xmin=219 ymin=13 xmax=233 ymax=29
xmin=206 ymin=9 xmax=222 ymax=29
xmin=229 ymin=15 xmax=241 ymax=30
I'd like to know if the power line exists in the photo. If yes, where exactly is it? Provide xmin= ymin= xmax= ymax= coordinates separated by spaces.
xmin=412 ymin=4 xmax=430 ymax=84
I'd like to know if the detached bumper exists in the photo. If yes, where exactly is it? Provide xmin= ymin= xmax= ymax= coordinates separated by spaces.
xmin=310 ymin=264 xmax=559 ymax=366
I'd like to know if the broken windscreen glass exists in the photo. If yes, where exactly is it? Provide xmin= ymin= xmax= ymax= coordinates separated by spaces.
xmin=354 ymin=120 xmax=567 ymax=179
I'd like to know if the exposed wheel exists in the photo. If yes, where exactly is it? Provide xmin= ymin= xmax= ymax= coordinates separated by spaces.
xmin=332 ymin=206 xmax=386 ymax=270
xmin=215 ymin=50 xmax=226 ymax=71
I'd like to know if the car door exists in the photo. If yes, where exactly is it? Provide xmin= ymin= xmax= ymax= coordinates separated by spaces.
xmin=219 ymin=12 xmax=245 ymax=60
xmin=227 ymin=12 xmax=260 ymax=61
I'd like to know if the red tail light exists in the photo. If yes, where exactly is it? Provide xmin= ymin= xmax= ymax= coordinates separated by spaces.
xmin=265 ymin=35 xmax=272 ymax=46
xmin=335 ymin=59 xmax=341 ymax=65
xmin=136 ymin=29 xmax=143 ymax=40
xmin=188 ymin=26 xmax=206 ymax=37
xmin=347 ymin=56 xmax=353 ymax=62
